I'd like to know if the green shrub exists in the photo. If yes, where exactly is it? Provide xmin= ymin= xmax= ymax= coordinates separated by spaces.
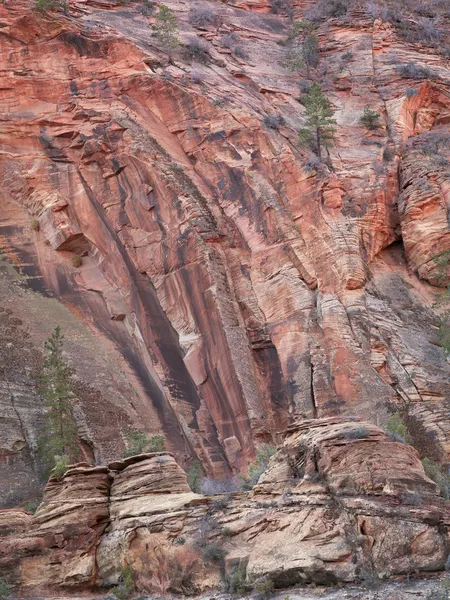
xmin=112 ymin=565 xmax=134 ymax=600
xmin=422 ymin=457 xmax=450 ymax=499
xmin=253 ymin=577 xmax=274 ymax=597
xmin=424 ymin=575 xmax=450 ymax=600
xmin=23 ymin=499 xmax=41 ymax=514
xmin=0 ymin=580 xmax=9 ymax=599
xmin=122 ymin=431 xmax=165 ymax=458
xmin=386 ymin=412 xmax=411 ymax=444
xmin=187 ymin=460 xmax=202 ymax=492
xmin=203 ymin=543 xmax=227 ymax=566
xmin=360 ymin=106 xmax=381 ymax=130
xmin=71 ymin=255 xmax=82 ymax=268
xmin=241 ymin=444 xmax=277 ymax=490
xmin=224 ymin=563 xmax=248 ymax=595
xmin=52 ymin=454 xmax=70 ymax=478
xmin=31 ymin=219 xmax=40 ymax=232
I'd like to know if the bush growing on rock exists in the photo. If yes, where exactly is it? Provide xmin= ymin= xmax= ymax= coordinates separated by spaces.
xmin=263 ymin=114 xmax=286 ymax=129
xmin=241 ymin=444 xmax=276 ymax=490
xmin=0 ymin=580 xmax=9 ymax=600
xmin=111 ymin=565 xmax=134 ymax=600
xmin=189 ymin=5 xmax=221 ymax=29
xmin=224 ymin=563 xmax=248 ymax=595
xmin=219 ymin=33 xmax=249 ymax=59
xmin=140 ymin=0 xmax=155 ymax=16
xmin=360 ymin=106 xmax=381 ymax=130
xmin=31 ymin=218 xmax=40 ymax=232
xmin=122 ymin=431 xmax=165 ymax=457
xmin=184 ymin=36 xmax=210 ymax=63
xmin=386 ymin=412 xmax=411 ymax=444
xmin=52 ymin=454 xmax=70 ymax=478
xmin=270 ymin=0 xmax=293 ymax=18
xmin=343 ymin=426 xmax=370 ymax=440
xmin=422 ymin=457 xmax=450 ymax=499
xmin=253 ymin=576 xmax=274 ymax=598
xmin=396 ymin=62 xmax=433 ymax=79
xmin=187 ymin=459 xmax=202 ymax=492
xmin=71 ymin=255 xmax=82 ymax=268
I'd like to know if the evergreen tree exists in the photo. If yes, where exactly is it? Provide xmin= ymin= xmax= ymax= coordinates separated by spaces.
xmin=153 ymin=4 xmax=179 ymax=62
xmin=38 ymin=327 xmax=78 ymax=477
xmin=299 ymin=82 xmax=337 ymax=159
xmin=286 ymin=20 xmax=320 ymax=78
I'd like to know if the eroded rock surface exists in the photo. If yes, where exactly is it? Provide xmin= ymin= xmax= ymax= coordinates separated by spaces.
xmin=1 ymin=420 xmax=448 ymax=596
xmin=0 ymin=0 xmax=450 ymax=493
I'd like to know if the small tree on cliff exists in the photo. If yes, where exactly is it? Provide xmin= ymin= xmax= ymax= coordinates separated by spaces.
xmin=153 ymin=4 xmax=179 ymax=62
xmin=286 ymin=20 xmax=320 ymax=79
xmin=299 ymin=82 xmax=337 ymax=159
xmin=37 ymin=327 xmax=79 ymax=477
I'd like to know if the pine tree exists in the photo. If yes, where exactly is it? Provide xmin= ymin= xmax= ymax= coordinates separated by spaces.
xmin=286 ymin=20 xmax=320 ymax=79
xmin=299 ymin=82 xmax=337 ymax=159
xmin=37 ymin=327 xmax=79 ymax=477
xmin=153 ymin=4 xmax=179 ymax=62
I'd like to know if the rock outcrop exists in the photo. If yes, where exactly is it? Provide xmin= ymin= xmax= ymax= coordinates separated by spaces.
xmin=1 ymin=0 xmax=450 ymax=497
xmin=1 ymin=419 xmax=448 ymax=596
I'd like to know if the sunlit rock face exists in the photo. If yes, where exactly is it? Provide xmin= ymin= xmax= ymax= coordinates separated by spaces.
xmin=0 ymin=0 xmax=449 ymax=498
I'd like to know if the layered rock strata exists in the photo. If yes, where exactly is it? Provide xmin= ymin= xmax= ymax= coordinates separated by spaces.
xmin=0 ymin=0 xmax=450 ymax=491
xmin=1 ymin=419 xmax=448 ymax=596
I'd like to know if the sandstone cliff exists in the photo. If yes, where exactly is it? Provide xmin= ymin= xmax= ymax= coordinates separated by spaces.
xmin=0 ymin=0 xmax=449 ymax=506
xmin=1 ymin=419 xmax=448 ymax=596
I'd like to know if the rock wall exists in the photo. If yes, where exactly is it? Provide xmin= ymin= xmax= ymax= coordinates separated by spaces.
xmin=0 ymin=0 xmax=449 ymax=495
xmin=1 ymin=419 xmax=448 ymax=596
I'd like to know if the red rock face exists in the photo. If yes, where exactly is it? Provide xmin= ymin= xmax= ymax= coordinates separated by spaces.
xmin=0 ymin=0 xmax=449 ymax=487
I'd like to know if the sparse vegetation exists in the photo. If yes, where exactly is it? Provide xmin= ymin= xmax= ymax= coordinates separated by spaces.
xmin=202 ymin=543 xmax=227 ymax=566
xmin=285 ymin=20 xmax=320 ymax=78
xmin=396 ymin=62 xmax=433 ymax=80
xmin=360 ymin=106 xmax=381 ymax=130
xmin=383 ymin=146 xmax=395 ymax=162
xmin=35 ymin=0 xmax=66 ymax=14
xmin=52 ymin=453 xmax=70 ymax=478
xmin=111 ymin=565 xmax=135 ymax=600
xmin=122 ymin=431 xmax=165 ymax=458
xmin=184 ymin=36 xmax=210 ymax=63
xmin=0 ymin=579 xmax=9 ymax=600
xmin=422 ymin=457 xmax=450 ymax=500
xmin=201 ymin=477 xmax=241 ymax=495
xmin=23 ymin=499 xmax=41 ymax=514
xmin=187 ymin=460 xmax=202 ymax=492
xmin=219 ymin=33 xmax=249 ymax=59
xmin=270 ymin=0 xmax=293 ymax=18
xmin=386 ymin=412 xmax=412 ymax=444
xmin=343 ymin=426 xmax=370 ymax=440
xmin=37 ymin=327 xmax=79 ymax=478
xmin=400 ymin=492 xmax=422 ymax=505
xmin=31 ymin=219 xmax=40 ymax=232
xmin=224 ymin=563 xmax=249 ymax=595
xmin=424 ymin=575 xmax=450 ymax=600
xmin=140 ymin=0 xmax=155 ymax=16
xmin=299 ymin=82 xmax=337 ymax=159
xmin=263 ymin=114 xmax=286 ymax=129
xmin=71 ymin=255 xmax=82 ymax=268
xmin=189 ymin=5 xmax=221 ymax=29
xmin=241 ymin=444 xmax=276 ymax=490
xmin=253 ymin=577 xmax=274 ymax=598
xmin=153 ymin=4 xmax=180 ymax=61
